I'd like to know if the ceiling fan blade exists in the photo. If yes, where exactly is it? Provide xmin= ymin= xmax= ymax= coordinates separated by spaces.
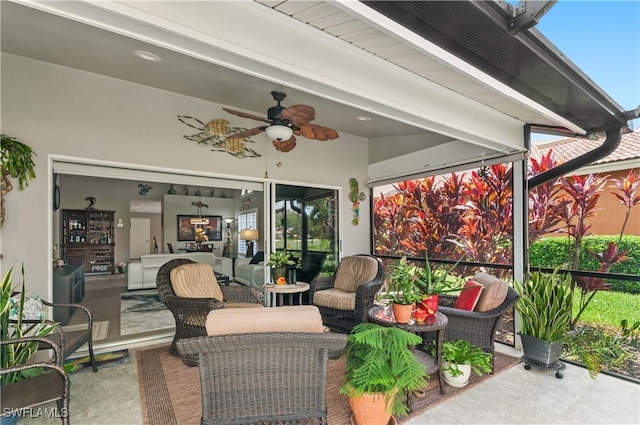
xmin=279 ymin=104 xmax=316 ymax=127
xmin=222 ymin=107 xmax=272 ymax=124
xmin=273 ymin=136 xmax=297 ymax=152
xmin=226 ymin=126 xmax=267 ymax=140
xmin=296 ymin=124 xmax=340 ymax=141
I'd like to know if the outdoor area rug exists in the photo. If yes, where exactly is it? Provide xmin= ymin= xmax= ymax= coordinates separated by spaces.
xmin=65 ymin=349 xmax=129 ymax=373
xmin=136 ymin=344 xmax=521 ymax=425
xmin=120 ymin=290 xmax=174 ymax=335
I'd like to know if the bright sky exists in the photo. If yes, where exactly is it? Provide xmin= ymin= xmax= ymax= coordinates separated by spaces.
xmin=521 ymin=0 xmax=640 ymax=139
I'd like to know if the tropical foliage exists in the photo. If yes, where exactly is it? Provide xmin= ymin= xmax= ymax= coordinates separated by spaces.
xmin=1 ymin=266 xmax=57 ymax=386
xmin=515 ymin=268 xmax=573 ymax=341
xmin=435 ymin=339 xmax=492 ymax=377
xmin=373 ymin=155 xmax=638 ymax=314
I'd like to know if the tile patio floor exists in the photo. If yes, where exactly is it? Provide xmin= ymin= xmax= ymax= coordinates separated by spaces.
xmin=16 ymin=338 xmax=640 ymax=425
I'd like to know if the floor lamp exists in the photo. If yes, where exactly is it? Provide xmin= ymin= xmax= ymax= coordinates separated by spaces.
xmin=240 ymin=229 xmax=258 ymax=258
xmin=222 ymin=218 xmax=234 ymax=257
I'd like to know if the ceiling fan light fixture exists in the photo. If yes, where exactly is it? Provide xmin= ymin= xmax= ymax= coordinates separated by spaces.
xmin=265 ymin=125 xmax=293 ymax=141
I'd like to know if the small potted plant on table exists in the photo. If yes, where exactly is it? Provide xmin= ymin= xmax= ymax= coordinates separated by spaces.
xmin=433 ymin=339 xmax=492 ymax=388
xmin=413 ymin=256 xmax=464 ymax=323
xmin=340 ymin=323 xmax=428 ymax=425
xmin=382 ymin=256 xmax=422 ymax=323
xmin=265 ymin=251 xmax=296 ymax=284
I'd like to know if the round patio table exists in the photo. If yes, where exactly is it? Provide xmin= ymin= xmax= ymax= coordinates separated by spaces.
xmin=368 ymin=305 xmax=449 ymax=401
xmin=263 ymin=282 xmax=310 ymax=307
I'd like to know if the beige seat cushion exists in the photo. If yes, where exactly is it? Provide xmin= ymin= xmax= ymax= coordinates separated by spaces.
xmin=333 ymin=256 xmax=378 ymax=293
xmin=222 ymin=302 xmax=264 ymax=309
xmin=170 ymin=263 xmax=223 ymax=301
xmin=206 ymin=305 xmax=324 ymax=335
xmin=313 ymin=288 xmax=356 ymax=311
xmin=472 ymin=272 xmax=509 ymax=312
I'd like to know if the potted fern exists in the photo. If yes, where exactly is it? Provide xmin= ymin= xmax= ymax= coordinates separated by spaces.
xmin=340 ymin=323 xmax=428 ymax=425
xmin=433 ymin=340 xmax=492 ymax=388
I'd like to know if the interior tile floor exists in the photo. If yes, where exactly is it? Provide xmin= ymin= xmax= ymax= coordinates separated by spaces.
xmin=17 ymin=342 xmax=640 ymax=425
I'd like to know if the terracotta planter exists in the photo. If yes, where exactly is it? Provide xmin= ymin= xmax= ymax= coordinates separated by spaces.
xmin=349 ymin=392 xmax=392 ymax=425
xmin=391 ymin=303 xmax=413 ymax=324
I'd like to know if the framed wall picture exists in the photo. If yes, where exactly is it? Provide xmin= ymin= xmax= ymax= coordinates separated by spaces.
xmin=177 ymin=215 xmax=223 ymax=241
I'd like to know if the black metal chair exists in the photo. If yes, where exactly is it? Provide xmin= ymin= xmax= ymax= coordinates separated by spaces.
xmin=13 ymin=300 xmax=97 ymax=373
xmin=295 ymin=251 xmax=327 ymax=283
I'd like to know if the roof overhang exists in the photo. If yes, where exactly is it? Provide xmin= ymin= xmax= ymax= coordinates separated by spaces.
xmin=360 ymin=0 xmax=631 ymax=137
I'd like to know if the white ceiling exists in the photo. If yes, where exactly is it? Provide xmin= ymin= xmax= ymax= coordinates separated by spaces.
xmin=4 ymin=0 xmax=584 ymax=177
xmin=0 ymin=0 xmax=427 ymax=140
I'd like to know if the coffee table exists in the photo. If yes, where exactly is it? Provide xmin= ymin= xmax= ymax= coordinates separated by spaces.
xmin=368 ymin=305 xmax=448 ymax=399
xmin=263 ymin=282 xmax=310 ymax=307
xmin=214 ymin=272 xmax=230 ymax=286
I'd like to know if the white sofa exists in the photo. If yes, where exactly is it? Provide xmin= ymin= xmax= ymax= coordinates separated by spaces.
xmin=127 ymin=252 xmax=233 ymax=290
xmin=234 ymin=257 xmax=266 ymax=288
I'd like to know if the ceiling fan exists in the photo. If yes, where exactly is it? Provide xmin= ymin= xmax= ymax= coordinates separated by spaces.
xmin=222 ymin=91 xmax=339 ymax=152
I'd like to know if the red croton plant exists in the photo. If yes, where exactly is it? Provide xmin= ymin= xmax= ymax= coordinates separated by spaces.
xmin=373 ymin=153 xmax=638 ymax=328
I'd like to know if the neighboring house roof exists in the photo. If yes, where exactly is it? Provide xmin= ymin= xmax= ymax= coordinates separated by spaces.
xmin=532 ymin=128 xmax=640 ymax=167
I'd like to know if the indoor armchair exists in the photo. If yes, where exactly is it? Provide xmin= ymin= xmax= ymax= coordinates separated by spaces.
xmin=310 ymin=254 xmax=384 ymax=333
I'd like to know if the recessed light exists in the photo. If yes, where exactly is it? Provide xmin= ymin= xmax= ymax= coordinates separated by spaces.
xmin=356 ymin=116 xmax=371 ymax=121
xmin=134 ymin=50 xmax=161 ymax=62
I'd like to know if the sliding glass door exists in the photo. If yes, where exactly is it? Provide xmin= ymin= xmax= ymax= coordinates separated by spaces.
xmin=274 ymin=184 xmax=340 ymax=277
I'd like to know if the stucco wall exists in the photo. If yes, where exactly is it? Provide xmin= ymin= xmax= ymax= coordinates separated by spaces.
xmin=0 ymin=53 xmax=371 ymax=301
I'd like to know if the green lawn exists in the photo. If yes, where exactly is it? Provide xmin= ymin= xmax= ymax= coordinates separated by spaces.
xmin=573 ymin=290 xmax=640 ymax=329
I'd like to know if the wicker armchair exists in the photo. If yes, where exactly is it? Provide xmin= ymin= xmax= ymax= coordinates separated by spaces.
xmin=1 ymin=337 xmax=70 ymax=425
xmin=435 ymin=285 xmax=520 ymax=371
xmin=156 ymin=258 xmax=264 ymax=360
xmin=309 ymin=254 xmax=384 ymax=333
xmin=177 ymin=331 xmax=347 ymax=424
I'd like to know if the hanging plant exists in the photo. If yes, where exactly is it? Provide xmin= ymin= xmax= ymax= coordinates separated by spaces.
xmin=1 ymin=134 xmax=37 ymax=227
xmin=1 ymin=134 xmax=36 ymax=190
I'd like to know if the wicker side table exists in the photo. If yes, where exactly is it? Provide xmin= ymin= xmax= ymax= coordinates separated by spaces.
xmin=368 ymin=306 xmax=448 ymax=397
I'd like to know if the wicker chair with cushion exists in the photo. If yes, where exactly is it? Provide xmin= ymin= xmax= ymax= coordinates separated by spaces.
xmin=309 ymin=254 xmax=384 ymax=333
xmin=156 ymin=258 xmax=264 ymax=363
xmin=1 ymin=337 xmax=70 ymax=425
xmin=176 ymin=306 xmax=347 ymax=425
xmin=434 ymin=272 xmax=520 ymax=371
